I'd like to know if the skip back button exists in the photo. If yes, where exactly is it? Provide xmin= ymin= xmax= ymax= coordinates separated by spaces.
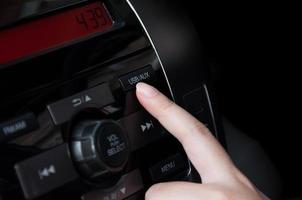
xmin=14 ymin=144 xmax=79 ymax=199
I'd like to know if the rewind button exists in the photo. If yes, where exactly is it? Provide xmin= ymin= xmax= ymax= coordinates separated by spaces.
xmin=14 ymin=144 xmax=79 ymax=199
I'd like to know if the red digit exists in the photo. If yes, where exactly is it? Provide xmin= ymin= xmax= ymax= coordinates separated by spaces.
xmin=86 ymin=9 xmax=99 ymax=29
xmin=75 ymin=13 xmax=88 ymax=30
xmin=94 ymin=7 xmax=107 ymax=26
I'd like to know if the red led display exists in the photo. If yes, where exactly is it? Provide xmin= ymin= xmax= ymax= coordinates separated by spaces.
xmin=0 ymin=2 xmax=113 ymax=65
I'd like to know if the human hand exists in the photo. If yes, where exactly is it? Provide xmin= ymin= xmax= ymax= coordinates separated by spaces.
xmin=136 ymin=82 xmax=269 ymax=200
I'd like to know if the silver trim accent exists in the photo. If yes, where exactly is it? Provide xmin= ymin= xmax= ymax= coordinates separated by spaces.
xmin=203 ymin=84 xmax=218 ymax=137
xmin=125 ymin=0 xmax=175 ymax=101
xmin=185 ymin=159 xmax=194 ymax=181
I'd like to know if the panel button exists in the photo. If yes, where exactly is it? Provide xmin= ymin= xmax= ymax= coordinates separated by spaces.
xmin=0 ymin=113 xmax=39 ymax=142
xmin=118 ymin=111 xmax=165 ymax=151
xmin=149 ymin=154 xmax=188 ymax=182
xmin=183 ymin=87 xmax=207 ymax=114
xmin=47 ymin=83 xmax=115 ymax=125
xmin=82 ymin=169 xmax=143 ymax=200
xmin=183 ymin=87 xmax=216 ymax=133
xmin=119 ymin=65 xmax=156 ymax=91
xmin=15 ymin=144 xmax=79 ymax=199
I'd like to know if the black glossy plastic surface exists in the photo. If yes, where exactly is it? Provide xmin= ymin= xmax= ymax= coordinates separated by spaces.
xmin=0 ymin=0 xmax=223 ymax=199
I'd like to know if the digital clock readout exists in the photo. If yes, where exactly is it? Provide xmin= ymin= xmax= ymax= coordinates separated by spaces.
xmin=0 ymin=2 xmax=113 ymax=65
xmin=75 ymin=5 xmax=110 ymax=31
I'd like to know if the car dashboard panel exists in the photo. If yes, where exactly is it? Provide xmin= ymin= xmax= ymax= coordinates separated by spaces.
xmin=0 ymin=0 xmax=224 ymax=199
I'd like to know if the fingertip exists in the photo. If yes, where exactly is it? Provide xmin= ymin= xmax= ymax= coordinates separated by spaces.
xmin=135 ymin=82 xmax=144 ymax=92
xmin=136 ymin=82 xmax=159 ymax=98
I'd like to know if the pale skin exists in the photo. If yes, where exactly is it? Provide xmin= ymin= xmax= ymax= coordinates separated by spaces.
xmin=136 ymin=82 xmax=269 ymax=200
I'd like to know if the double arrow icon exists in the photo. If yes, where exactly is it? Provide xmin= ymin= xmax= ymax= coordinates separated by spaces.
xmin=38 ymin=165 xmax=56 ymax=180
xmin=140 ymin=120 xmax=154 ymax=132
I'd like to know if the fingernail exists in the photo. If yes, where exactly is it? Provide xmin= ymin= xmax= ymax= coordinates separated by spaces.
xmin=136 ymin=82 xmax=159 ymax=98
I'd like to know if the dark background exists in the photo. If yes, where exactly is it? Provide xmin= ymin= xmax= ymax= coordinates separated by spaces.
xmin=186 ymin=1 xmax=300 ymax=199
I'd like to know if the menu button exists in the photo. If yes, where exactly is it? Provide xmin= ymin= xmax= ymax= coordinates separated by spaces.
xmin=149 ymin=154 xmax=188 ymax=182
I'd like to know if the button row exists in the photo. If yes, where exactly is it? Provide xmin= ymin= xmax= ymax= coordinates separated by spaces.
xmin=0 ymin=66 xmax=156 ymax=143
xmin=47 ymin=65 xmax=156 ymax=126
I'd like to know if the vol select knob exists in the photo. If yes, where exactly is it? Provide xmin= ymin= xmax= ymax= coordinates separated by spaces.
xmin=70 ymin=120 xmax=129 ymax=180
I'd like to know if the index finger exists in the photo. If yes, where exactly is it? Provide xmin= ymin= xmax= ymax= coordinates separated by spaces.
xmin=136 ymin=82 xmax=236 ymax=183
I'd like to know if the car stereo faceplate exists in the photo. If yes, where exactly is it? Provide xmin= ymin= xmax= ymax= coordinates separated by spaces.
xmin=0 ymin=0 xmax=222 ymax=199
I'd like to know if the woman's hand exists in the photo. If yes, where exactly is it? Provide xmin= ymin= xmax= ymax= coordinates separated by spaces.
xmin=136 ymin=82 xmax=269 ymax=200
